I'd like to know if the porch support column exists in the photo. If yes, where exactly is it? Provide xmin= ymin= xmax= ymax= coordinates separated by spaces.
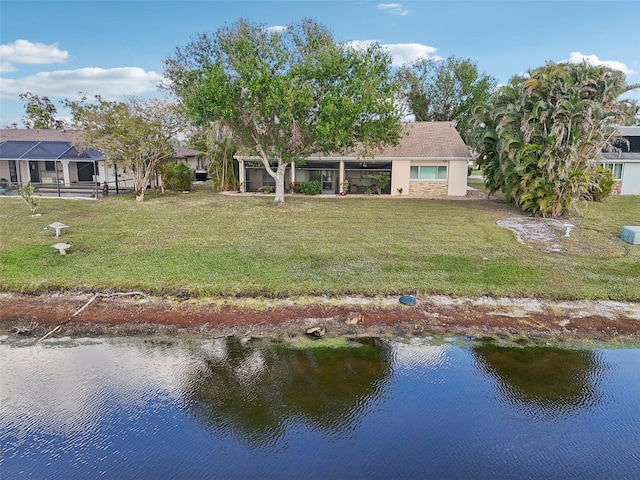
xmin=339 ymin=160 xmax=345 ymax=193
xmin=238 ymin=158 xmax=246 ymax=192
xmin=55 ymin=160 xmax=61 ymax=196
xmin=60 ymin=160 xmax=71 ymax=187
xmin=290 ymin=161 xmax=296 ymax=188
xmin=113 ymin=162 xmax=120 ymax=193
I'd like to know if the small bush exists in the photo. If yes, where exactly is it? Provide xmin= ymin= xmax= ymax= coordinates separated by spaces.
xmin=165 ymin=163 xmax=193 ymax=192
xmin=300 ymin=180 xmax=322 ymax=195
xmin=289 ymin=182 xmax=301 ymax=193
xmin=587 ymin=167 xmax=615 ymax=202
xmin=18 ymin=183 xmax=41 ymax=215
xmin=369 ymin=172 xmax=390 ymax=194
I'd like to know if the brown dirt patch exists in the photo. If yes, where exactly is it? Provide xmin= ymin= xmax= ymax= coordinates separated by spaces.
xmin=2 ymin=292 xmax=639 ymax=344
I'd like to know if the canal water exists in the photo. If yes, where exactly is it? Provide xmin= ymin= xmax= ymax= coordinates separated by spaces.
xmin=1 ymin=336 xmax=639 ymax=479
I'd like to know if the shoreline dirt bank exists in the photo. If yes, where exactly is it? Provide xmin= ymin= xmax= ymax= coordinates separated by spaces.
xmin=2 ymin=292 xmax=640 ymax=344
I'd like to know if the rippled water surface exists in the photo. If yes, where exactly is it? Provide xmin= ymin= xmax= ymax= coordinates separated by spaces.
xmin=1 ymin=336 xmax=639 ymax=479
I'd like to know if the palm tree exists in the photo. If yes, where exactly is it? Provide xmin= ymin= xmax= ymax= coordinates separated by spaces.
xmin=471 ymin=61 xmax=639 ymax=217
xmin=206 ymin=123 xmax=239 ymax=191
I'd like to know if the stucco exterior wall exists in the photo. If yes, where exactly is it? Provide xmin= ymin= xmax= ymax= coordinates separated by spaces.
xmin=390 ymin=161 xmax=410 ymax=195
xmin=18 ymin=162 xmax=29 ymax=184
xmin=447 ymin=161 xmax=469 ymax=196
xmin=68 ymin=163 xmax=79 ymax=183
xmin=390 ymin=159 xmax=470 ymax=197
xmin=621 ymin=163 xmax=640 ymax=195
xmin=0 ymin=163 xmax=9 ymax=182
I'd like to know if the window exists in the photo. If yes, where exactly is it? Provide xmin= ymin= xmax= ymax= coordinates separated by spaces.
xmin=610 ymin=163 xmax=623 ymax=180
xmin=410 ymin=165 xmax=447 ymax=180
xmin=45 ymin=161 xmax=56 ymax=172
xmin=602 ymin=163 xmax=623 ymax=180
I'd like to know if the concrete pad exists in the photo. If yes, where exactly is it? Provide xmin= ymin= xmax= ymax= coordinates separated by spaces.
xmin=621 ymin=226 xmax=640 ymax=245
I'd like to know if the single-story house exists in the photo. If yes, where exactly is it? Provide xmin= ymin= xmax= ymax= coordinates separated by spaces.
xmin=0 ymin=129 xmax=111 ymax=197
xmin=237 ymin=121 xmax=472 ymax=196
xmin=602 ymin=126 xmax=640 ymax=195
xmin=0 ymin=129 xmax=204 ymax=197
xmin=174 ymin=145 xmax=208 ymax=181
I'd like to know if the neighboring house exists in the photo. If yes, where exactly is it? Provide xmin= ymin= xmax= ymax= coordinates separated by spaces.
xmin=237 ymin=121 xmax=471 ymax=196
xmin=174 ymin=146 xmax=208 ymax=181
xmin=0 ymin=129 xmax=110 ymax=197
xmin=602 ymin=126 xmax=640 ymax=195
xmin=0 ymin=129 xmax=204 ymax=197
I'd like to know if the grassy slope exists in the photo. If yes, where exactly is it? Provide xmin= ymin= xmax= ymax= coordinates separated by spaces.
xmin=1 ymin=187 xmax=639 ymax=300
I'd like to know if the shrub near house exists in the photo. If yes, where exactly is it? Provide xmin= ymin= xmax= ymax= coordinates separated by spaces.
xmin=300 ymin=180 xmax=322 ymax=195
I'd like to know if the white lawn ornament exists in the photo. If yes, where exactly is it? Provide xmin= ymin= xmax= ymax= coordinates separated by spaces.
xmin=51 ymin=241 xmax=73 ymax=255
xmin=563 ymin=223 xmax=574 ymax=238
xmin=45 ymin=222 xmax=69 ymax=238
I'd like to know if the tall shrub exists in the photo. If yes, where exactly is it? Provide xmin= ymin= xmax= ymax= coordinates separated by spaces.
xmin=470 ymin=62 xmax=639 ymax=217
xmin=165 ymin=163 xmax=193 ymax=191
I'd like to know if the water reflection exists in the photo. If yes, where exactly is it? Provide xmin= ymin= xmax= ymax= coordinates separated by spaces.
xmin=184 ymin=337 xmax=393 ymax=448
xmin=473 ymin=344 xmax=605 ymax=419
xmin=2 ymin=338 xmax=639 ymax=479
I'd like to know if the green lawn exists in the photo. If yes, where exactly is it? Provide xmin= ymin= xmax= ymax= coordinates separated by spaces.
xmin=1 ymin=187 xmax=639 ymax=301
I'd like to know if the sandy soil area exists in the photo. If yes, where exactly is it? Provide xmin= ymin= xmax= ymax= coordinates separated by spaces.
xmin=2 ymin=292 xmax=639 ymax=343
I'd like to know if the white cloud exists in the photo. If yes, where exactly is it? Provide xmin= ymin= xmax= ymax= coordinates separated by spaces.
xmin=267 ymin=25 xmax=287 ymax=33
xmin=392 ymin=340 xmax=447 ymax=370
xmin=345 ymin=40 xmax=439 ymax=67
xmin=0 ymin=67 xmax=164 ymax=100
xmin=0 ymin=61 xmax=16 ymax=73
xmin=565 ymin=51 xmax=635 ymax=75
xmin=0 ymin=340 xmax=202 ymax=439
xmin=344 ymin=40 xmax=377 ymax=51
xmin=377 ymin=3 xmax=410 ymax=16
xmin=383 ymin=43 xmax=440 ymax=66
xmin=0 ymin=39 xmax=69 ymax=72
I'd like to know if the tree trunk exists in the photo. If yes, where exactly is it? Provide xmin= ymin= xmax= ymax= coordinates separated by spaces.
xmin=261 ymin=157 xmax=288 ymax=205
xmin=273 ymin=163 xmax=288 ymax=205
xmin=133 ymin=161 xmax=146 ymax=202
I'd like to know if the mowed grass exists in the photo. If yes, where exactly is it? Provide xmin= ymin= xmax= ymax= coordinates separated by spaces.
xmin=1 ymin=186 xmax=639 ymax=300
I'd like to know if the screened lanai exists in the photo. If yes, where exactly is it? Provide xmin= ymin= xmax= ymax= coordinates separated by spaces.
xmin=0 ymin=130 xmax=133 ymax=198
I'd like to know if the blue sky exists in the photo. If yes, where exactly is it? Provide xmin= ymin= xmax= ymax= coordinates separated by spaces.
xmin=1 ymin=0 xmax=639 ymax=128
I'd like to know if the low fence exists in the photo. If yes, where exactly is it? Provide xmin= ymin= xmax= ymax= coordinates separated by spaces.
xmin=0 ymin=180 xmax=134 ymax=199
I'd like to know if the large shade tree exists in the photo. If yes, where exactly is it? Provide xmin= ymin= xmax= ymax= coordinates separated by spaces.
xmin=19 ymin=92 xmax=66 ymax=130
xmin=396 ymin=56 xmax=496 ymax=142
xmin=65 ymin=95 xmax=184 ymax=202
xmin=469 ymin=61 xmax=639 ymax=217
xmin=163 ymin=18 xmax=403 ymax=205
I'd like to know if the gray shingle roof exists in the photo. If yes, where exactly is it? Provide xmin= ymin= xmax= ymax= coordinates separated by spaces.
xmin=2 ymin=122 xmax=471 ymax=161
xmin=175 ymin=146 xmax=202 ymax=158
xmin=618 ymin=126 xmax=640 ymax=137
xmin=603 ymin=152 xmax=640 ymax=161
xmin=371 ymin=121 xmax=471 ymax=159
xmin=313 ymin=121 xmax=471 ymax=160
xmin=0 ymin=129 xmax=81 ymax=142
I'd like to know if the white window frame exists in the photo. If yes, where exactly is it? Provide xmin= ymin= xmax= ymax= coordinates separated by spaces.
xmin=602 ymin=163 xmax=623 ymax=180
xmin=410 ymin=165 xmax=447 ymax=181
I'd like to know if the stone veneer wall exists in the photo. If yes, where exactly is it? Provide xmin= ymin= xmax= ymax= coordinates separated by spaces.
xmin=409 ymin=182 xmax=448 ymax=196
xmin=612 ymin=180 xmax=622 ymax=195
